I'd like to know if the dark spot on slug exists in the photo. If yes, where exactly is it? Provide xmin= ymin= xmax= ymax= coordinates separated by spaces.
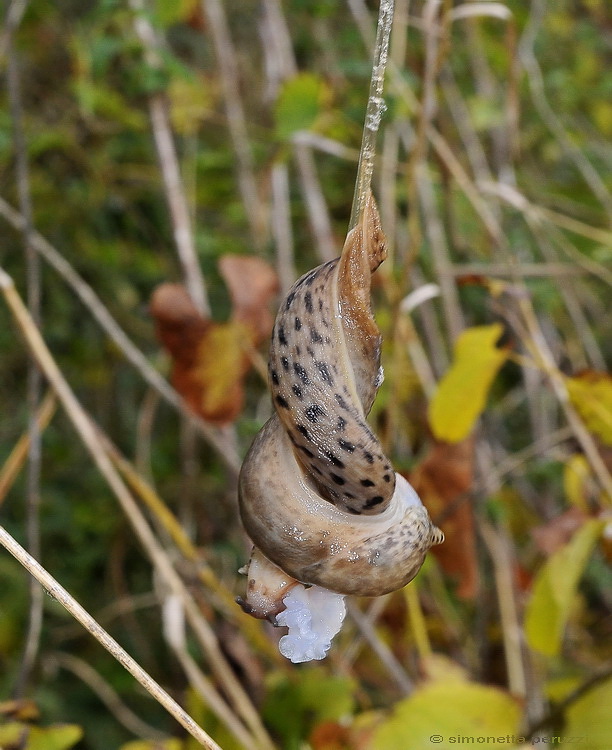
xmin=281 ymin=356 xmax=289 ymax=371
xmin=275 ymin=395 xmax=290 ymax=409
xmin=364 ymin=495 xmax=385 ymax=509
xmin=296 ymin=424 xmax=311 ymax=441
xmin=318 ymin=298 xmax=324 ymax=311
xmin=303 ymin=269 xmax=318 ymax=286
xmin=278 ymin=325 xmax=288 ymax=346
xmin=330 ymin=473 xmax=345 ymax=486
xmin=316 ymin=361 xmax=333 ymax=384
xmin=293 ymin=362 xmax=310 ymax=384
xmin=363 ymin=451 xmax=374 ymax=464
xmin=335 ymin=394 xmax=350 ymax=410
xmin=337 ymin=417 xmax=347 ymax=431
xmin=270 ymin=370 xmax=279 ymax=386
xmin=292 ymin=384 xmax=303 ymax=399
xmin=323 ymin=451 xmax=344 ymax=468
xmin=310 ymin=328 xmax=323 ymax=344
xmin=285 ymin=291 xmax=296 ymax=309
xmin=344 ymin=492 xmax=355 ymax=499
xmin=305 ymin=404 xmax=326 ymax=423
xmin=304 ymin=292 xmax=313 ymax=313
xmin=294 ymin=316 xmax=302 ymax=331
xmin=338 ymin=438 xmax=355 ymax=453
xmin=383 ymin=474 xmax=391 ymax=482
xmin=298 ymin=445 xmax=314 ymax=459
xmin=360 ymin=478 xmax=375 ymax=487
xmin=306 ymin=346 xmax=315 ymax=358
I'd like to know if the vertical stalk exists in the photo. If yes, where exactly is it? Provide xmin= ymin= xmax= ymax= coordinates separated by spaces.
xmin=7 ymin=41 xmax=44 ymax=698
xmin=349 ymin=0 xmax=395 ymax=231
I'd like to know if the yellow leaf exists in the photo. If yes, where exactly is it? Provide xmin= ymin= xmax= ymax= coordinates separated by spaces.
xmin=120 ymin=740 xmax=183 ymax=750
xmin=563 ymin=454 xmax=592 ymax=511
xmin=371 ymin=681 xmax=521 ymax=750
xmin=27 ymin=724 xmax=83 ymax=750
xmin=566 ymin=372 xmax=612 ymax=445
xmin=560 ymin=677 xmax=612 ymax=750
xmin=193 ymin=321 xmax=251 ymax=423
xmin=524 ymin=519 xmax=604 ymax=656
xmin=428 ymin=324 xmax=508 ymax=443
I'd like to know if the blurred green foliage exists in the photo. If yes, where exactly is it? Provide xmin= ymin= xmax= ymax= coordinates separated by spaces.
xmin=0 ymin=1 xmax=610 ymax=749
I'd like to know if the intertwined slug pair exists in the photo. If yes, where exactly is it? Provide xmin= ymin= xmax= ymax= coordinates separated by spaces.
xmin=237 ymin=193 xmax=443 ymax=661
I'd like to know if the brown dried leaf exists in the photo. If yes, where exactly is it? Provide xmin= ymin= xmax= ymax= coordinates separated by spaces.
xmin=218 ymin=254 xmax=279 ymax=344
xmin=150 ymin=258 xmax=278 ymax=425
xmin=150 ymin=289 xmax=243 ymax=424
xmin=409 ymin=437 xmax=478 ymax=599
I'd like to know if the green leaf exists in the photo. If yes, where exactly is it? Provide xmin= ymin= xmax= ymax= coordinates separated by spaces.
xmin=371 ymin=681 xmax=521 ymax=750
xmin=428 ymin=324 xmax=508 ymax=443
xmin=560 ymin=677 xmax=612 ymax=750
xmin=275 ymin=73 xmax=328 ymax=141
xmin=263 ymin=668 xmax=356 ymax=748
xmin=0 ymin=723 xmax=85 ymax=750
xmin=524 ymin=518 xmax=604 ymax=656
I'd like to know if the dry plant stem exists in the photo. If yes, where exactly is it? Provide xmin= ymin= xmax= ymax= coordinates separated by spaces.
xmin=417 ymin=165 xmax=465 ymax=342
xmin=0 ymin=527 xmax=220 ymax=750
xmin=7 ymin=43 xmax=44 ymax=698
xmin=0 ymin=196 xmax=241 ymax=476
xmin=171 ymin=644 xmax=254 ymax=750
xmin=201 ymin=0 xmax=266 ymax=247
xmin=260 ymin=0 xmax=336 ymax=263
xmin=49 ymin=652 xmax=167 ymax=741
xmin=0 ymin=391 xmax=55 ymax=507
xmin=0 ymin=268 xmax=274 ymax=750
xmin=404 ymin=584 xmax=433 ymax=661
xmin=477 ymin=182 xmax=612 ymax=286
xmin=0 ymin=0 xmax=29 ymax=62
xmin=130 ymin=0 xmax=209 ymax=315
xmin=271 ymin=162 xmax=296 ymax=293
xmin=478 ymin=521 xmax=527 ymax=699
xmin=346 ymin=600 xmax=413 ymax=694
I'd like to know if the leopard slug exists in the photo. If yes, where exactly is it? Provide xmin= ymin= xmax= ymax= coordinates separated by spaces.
xmin=238 ymin=193 xmax=443 ymax=625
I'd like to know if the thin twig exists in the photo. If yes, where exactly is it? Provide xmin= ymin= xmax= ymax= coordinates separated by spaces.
xmin=346 ymin=599 xmax=414 ymax=695
xmin=7 ymin=41 xmax=44 ymax=698
xmin=48 ymin=652 xmax=168 ymax=741
xmin=260 ymin=0 xmax=337 ymax=263
xmin=130 ymin=0 xmax=210 ymax=315
xmin=201 ymin=0 xmax=266 ymax=247
xmin=0 ymin=391 xmax=56 ymax=507
xmin=0 ymin=525 xmax=221 ymax=749
xmin=478 ymin=521 xmax=527 ymax=698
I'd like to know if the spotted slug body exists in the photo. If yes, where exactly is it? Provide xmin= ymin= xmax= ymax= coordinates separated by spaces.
xmin=239 ymin=193 xmax=443 ymax=620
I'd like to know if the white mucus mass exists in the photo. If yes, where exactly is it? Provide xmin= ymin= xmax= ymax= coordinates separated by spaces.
xmin=276 ymin=584 xmax=347 ymax=663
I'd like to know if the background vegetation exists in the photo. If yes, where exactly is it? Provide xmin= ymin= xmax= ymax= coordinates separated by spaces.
xmin=1 ymin=1 xmax=611 ymax=748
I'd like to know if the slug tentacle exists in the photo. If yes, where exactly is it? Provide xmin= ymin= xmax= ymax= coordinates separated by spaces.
xmin=238 ymin=192 xmax=443 ymax=629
